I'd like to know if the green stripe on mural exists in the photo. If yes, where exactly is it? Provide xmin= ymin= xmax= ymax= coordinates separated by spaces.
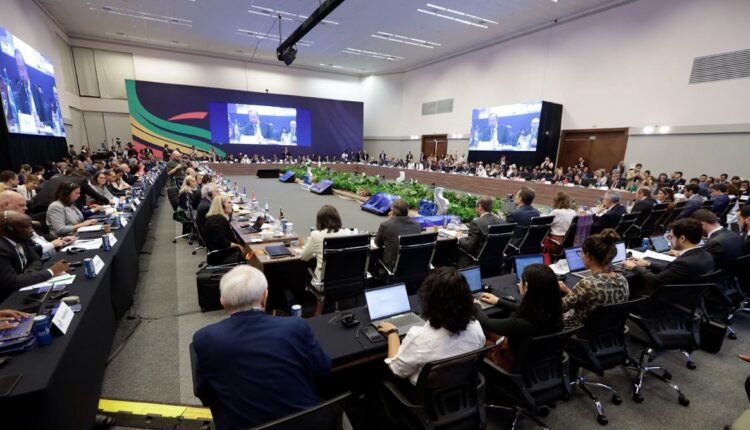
xmin=126 ymin=80 xmax=211 ymax=140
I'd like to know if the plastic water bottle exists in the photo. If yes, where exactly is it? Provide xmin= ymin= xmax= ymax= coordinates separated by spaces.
xmin=264 ymin=201 xmax=269 ymax=217
xmin=640 ymin=238 xmax=650 ymax=252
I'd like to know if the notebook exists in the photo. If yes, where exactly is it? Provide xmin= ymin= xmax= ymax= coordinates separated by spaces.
xmin=459 ymin=266 xmax=492 ymax=309
xmin=265 ymin=245 xmax=293 ymax=258
xmin=365 ymin=283 xmax=424 ymax=335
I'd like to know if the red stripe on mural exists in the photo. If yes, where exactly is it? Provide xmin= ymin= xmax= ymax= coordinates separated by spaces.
xmin=168 ymin=112 xmax=208 ymax=121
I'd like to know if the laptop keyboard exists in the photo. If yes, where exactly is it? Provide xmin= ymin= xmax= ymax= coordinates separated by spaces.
xmin=389 ymin=313 xmax=424 ymax=327
xmin=0 ymin=317 xmax=33 ymax=341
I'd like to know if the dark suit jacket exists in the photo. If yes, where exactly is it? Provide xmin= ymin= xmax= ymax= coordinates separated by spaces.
xmin=193 ymin=310 xmax=331 ymax=430
xmin=675 ymin=195 xmax=703 ymax=220
xmin=632 ymin=247 xmax=715 ymax=292
xmin=0 ymin=237 xmax=52 ymax=301
xmin=479 ymin=125 xmax=499 ymax=141
xmin=711 ymin=193 xmax=730 ymax=215
xmin=196 ymin=198 xmax=212 ymax=237
xmin=203 ymin=215 xmax=236 ymax=252
xmin=374 ymin=216 xmax=422 ymax=269
xmin=31 ymin=175 xmax=110 ymax=212
xmin=591 ymin=203 xmax=626 ymax=234
xmin=506 ymin=205 xmax=541 ymax=228
xmin=631 ymin=197 xmax=656 ymax=216
xmin=458 ymin=213 xmax=504 ymax=257
xmin=704 ymin=228 xmax=744 ymax=270
xmin=669 ymin=178 xmax=685 ymax=190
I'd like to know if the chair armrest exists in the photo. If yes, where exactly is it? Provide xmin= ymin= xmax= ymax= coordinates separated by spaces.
xmin=307 ymin=267 xmax=323 ymax=287
xmin=377 ymin=258 xmax=394 ymax=276
xmin=456 ymin=246 xmax=479 ymax=262
xmin=382 ymin=380 xmax=422 ymax=411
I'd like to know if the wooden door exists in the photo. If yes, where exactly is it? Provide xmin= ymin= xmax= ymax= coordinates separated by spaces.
xmin=421 ymin=134 xmax=448 ymax=159
xmin=557 ymin=128 xmax=629 ymax=172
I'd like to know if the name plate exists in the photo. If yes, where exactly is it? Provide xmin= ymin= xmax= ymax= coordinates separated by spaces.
xmin=51 ymin=301 xmax=74 ymax=334
xmin=93 ymin=255 xmax=105 ymax=275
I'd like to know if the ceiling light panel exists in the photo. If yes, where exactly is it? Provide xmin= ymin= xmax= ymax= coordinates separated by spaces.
xmin=371 ymin=31 xmax=441 ymax=49
xmin=249 ymin=5 xmax=339 ymax=25
xmin=343 ymin=48 xmax=404 ymax=61
xmin=88 ymin=3 xmax=192 ymax=26
xmin=417 ymin=3 xmax=498 ymax=29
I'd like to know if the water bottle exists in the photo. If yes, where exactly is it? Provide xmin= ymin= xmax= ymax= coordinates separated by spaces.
xmin=640 ymin=237 xmax=650 ymax=252
xmin=291 ymin=304 xmax=302 ymax=317
xmin=264 ymin=200 xmax=269 ymax=217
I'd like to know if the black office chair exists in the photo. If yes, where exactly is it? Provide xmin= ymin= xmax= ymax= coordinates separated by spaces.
xmin=702 ymin=199 xmax=714 ymax=209
xmin=630 ymin=203 xmax=668 ymax=243
xmin=483 ymin=328 xmax=578 ymax=430
xmin=508 ymin=216 xmax=555 ymax=256
xmin=458 ymin=223 xmax=515 ymax=277
xmin=377 ymin=232 xmax=437 ymax=294
xmin=627 ymin=283 xmax=712 ymax=405
xmin=251 ymin=392 xmax=351 ymax=430
xmin=566 ymin=298 xmax=646 ymax=425
xmin=308 ymin=234 xmax=371 ymax=313
xmin=655 ymin=201 xmax=684 ymax=233
xmin=703 ymin=259 xmax=750 ymax=340
xmin=614 ymin=213 xmax=639 ymax=240
xmin=187 ymin=204 xmax=205 ymax=254
xmin=718 ymin=197 xmax=738 ymax=226
xmin=380 ymin=346 xmax=490 ymax=430
xmin=168 ymin=186 xmax=194 ymax=244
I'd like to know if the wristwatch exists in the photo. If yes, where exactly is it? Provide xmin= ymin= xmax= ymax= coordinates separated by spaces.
xmin=385 ymin=329 xmax=399 ymax=337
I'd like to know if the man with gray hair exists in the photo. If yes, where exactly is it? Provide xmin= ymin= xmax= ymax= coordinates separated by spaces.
xmin=192 ymin=265 xmax=330 ymax=429
xmin=195 ymin=182 xmax=218 ymax=237
xmin=591 ymin=190 xmax=626 ymax=234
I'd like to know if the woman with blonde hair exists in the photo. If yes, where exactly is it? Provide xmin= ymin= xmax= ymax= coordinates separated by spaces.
xmin=178 ymin=175 xmax=199 ymax=210
xmin=203 ymin=195 xmax=245 ymax=263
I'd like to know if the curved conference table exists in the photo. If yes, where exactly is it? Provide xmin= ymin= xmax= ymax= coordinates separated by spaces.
xmin=208 ymin=162 xmax=633 ymax=207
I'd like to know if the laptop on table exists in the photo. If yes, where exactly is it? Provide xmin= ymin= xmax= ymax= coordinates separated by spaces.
xmin=515 ymin=254 xmax=545 ymax=285
xmin=567 ymin=241 xmax=627 ymax=279
xmin=650 ymin=235 xmax=670 ymax=253
xmin=459 ymin=266 xmax=493 ymax=309
xmin=365 ymin=283 xmax=425 ymax=335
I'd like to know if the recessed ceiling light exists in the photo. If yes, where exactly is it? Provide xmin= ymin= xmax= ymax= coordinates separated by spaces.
xmin=343 ymin=48 xmax=404 ymax=61
xmin=89 ymin=3 xmax=192 ymax=26
xmin=371 ymin=31 xmax=440 ymax=49
xmin=417 ymin=3 xmax=498 ymax=28
xmin=249 ymin=5 xmax=338 ymax=25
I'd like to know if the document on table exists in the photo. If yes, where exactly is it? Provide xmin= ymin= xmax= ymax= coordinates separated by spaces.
xmin=78 ymin=225 xmax=103 ymax=233
xmin=627 ymin=249 xmax=676 ymax=262
xmin=19 ymin=274 xmax=77 ymax=291
xmin=62 ymin=238 xmax=102 ymax=251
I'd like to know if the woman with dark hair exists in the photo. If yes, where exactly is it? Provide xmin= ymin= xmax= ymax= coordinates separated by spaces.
xmin=300 ymin=205 xmax=351 ymax=281
xmin=89 ymin=170 xmax=115 ymax=202
xmin=475 ymin=264 xmax=563 ymax=370
xmin=46 ymin=181 xmax=99 ymax=236
xmin=377 ymin=267 xmax=485 ymax=385
xmin=558 ymin=229 xmax=629 ymax=326
xmin=656 ymin=187 xmax=675 ymax=211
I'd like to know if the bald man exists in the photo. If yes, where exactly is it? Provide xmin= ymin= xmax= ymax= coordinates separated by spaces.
xmin=166 ymin=150 xmax=186 ymax=184
xmin=0 ymin=210 xmax=69 ymax=301
xmin=0 ymin=190 xmax=75 ymax=258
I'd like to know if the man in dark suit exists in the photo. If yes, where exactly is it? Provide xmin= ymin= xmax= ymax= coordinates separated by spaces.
xmin=196 ymin=183 xmax=217 ymax=240
xmin=623 ymin=218 xmax=715 ymax=293
xmin=669 ymin=171 xmax=686 ymax=191
xmin=631 ymin=187 xmax=656 ymax=219
xmin=457 ymin=196 xmax=503 ymax=265
xmin=506 ymin=187 xmax=541 ymax=248
xmin=590 ymin=191 xmax=627 ymax=234
xmin=374 ymin=199 xmax=422 ymax=270
xmin=710 ymin=183 xmax=730 ymax=216
xmin=0 ymin=211 xmax=69 ymax=301
xmin=479 ymin=113 xmax=500 ymax=142
xmin=675 ymin=184 xmax=704 ymax=220
xmin=691 ymin=209 xmax=744 ymax=270
xmin=239 ymin=110 xmax=269 ymax=141
xmin=193 ymin=265 xmax=330 ymax=429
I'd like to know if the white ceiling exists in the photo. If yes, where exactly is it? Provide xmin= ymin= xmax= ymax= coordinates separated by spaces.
xmin=36 ymin=0 xmax=636 ymax=75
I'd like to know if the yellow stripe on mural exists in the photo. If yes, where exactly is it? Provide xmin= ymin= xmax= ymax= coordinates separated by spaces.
xmin=130 ymin=116 xmax=212 ymax=155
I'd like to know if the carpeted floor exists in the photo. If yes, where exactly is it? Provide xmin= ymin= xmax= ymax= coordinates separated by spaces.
xmin=102 ymin=177 xmax=750 ymax=429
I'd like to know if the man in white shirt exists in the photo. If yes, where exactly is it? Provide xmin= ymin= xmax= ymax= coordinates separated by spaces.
xmin=0 ymin=191 xmax=75 ymax=258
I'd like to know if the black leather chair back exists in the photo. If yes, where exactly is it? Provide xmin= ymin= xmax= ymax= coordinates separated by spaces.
xmin=516 ymin=216 xmax=555 ymax=255
xmin=392 ymin=232 xmax=437 ymax=288
xmin=251 ymin=392 xmax=350 ymax=430
xmin=476 ymin=223 xmax=515 ymax=277
xmin=656 ymin=201 xmax=684 ymax=231
xmin=719 ymin=197 xmax=738 ymax=226
xmin=321 ymin=234 xmax=371 ymax=301
xmin=560 ymin=216 xmax=580 ymax=250
xmin=614 ymin=213 xmax=639 ymax=238
xmin=637 ymin=203 xmax=668 ymax=238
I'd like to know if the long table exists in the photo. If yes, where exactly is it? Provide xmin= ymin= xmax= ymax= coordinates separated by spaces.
xmin=208 ymin=162 xmax=634 ymax=207
xmin=0 ymin=167 xmax=166 ymax=430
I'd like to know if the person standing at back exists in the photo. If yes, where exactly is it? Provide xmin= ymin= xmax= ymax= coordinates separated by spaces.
xmin=374 ymin=199 xmax=422 ymax=271
xmin=193 ymin=265 xmax=331 ymax=429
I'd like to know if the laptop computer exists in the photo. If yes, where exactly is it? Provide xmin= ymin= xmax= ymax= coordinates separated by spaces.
xmin=650 ymin=235 xmax=670 ymax=253
xmin=459 ymin=266 xmax=493 ymax=309
xmin=0 ymin=285 xmax=54 ymax=343
xmin=365 ymin=283 xmax=425 ymax=335
xmin=569 ymin=241 xmax=627 ymax=278
xmin=515 ymin=254 xmax=545 ymax=284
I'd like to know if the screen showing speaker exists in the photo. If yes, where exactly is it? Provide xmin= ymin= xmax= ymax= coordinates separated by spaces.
xmin=211 ymin=102 xmax=312 ymax=146
xmin=0 ymin=26 xmax=65 ymax=137
xmin=468 ymin=101 xmax=541 ymax=152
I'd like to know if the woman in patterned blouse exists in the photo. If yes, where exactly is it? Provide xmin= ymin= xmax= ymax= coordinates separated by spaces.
xmin=558 ymin=229 xmax=629 ymax=326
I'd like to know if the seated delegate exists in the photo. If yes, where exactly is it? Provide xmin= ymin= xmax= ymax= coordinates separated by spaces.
xmin=89 ymin=170 xmax=116 ymax=202
xmin=622 ymin=218 xmax=714 ymax=293
xmin=544 ymin=191 xmax=576 ymax=257
xmin=590 ymin=190 xmax=626 ymax=234
xmin=300 ymin=205 xmax=352 ymax=281
xmin=193 ymin=265 xmax=331 ymax=429
xmin=0 ymin=210 xmax=69 ymax=301
xmin=377 ymin=267 xmax=486 ymax=385
xmin=691 ymin=209 xmax=743 ymax=270
xmin=46 ymin=182 xmax=99 ymax=237
xmin=457 ymin=196 xmax=502 ymax=266
xmin=203 ymin=195 xmax=246 ymax=264
xmin=0 ymin=191 xmax=75 ymax=259
xmin=374 ymin=198 xmax=421 ymax=271
xmin=475 ymin=264 xmax=563 ymax=370
xmin=558 ymin=229 xmax=629 ymax=326
xmin=507 ymin=187 xmax=541 ymax=248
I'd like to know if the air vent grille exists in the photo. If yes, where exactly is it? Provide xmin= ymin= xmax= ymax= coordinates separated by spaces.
xmin=689 ymin=48 xmax=750 ymax=84
xmin=421 ymin=98 xmax=453 ymax=115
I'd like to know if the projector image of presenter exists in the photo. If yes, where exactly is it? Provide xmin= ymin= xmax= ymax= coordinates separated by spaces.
xmin=239 ymin=110 xmax=270 ymax=144
xmin=228 ymin=104 xmax=297 ymax=145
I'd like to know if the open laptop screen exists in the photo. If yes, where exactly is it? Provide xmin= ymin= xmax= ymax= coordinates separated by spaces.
xmin=650 ymin=235 xmax=670 ymax=253
xmin=459 ymin=266 xmax=482 ymax=293
xmin=613 ymin=241 xmax=626 ymax=264
xmin=564 ymin=247 xmax=586 ymax=272
xmin=365 ymin=283 xmax=411 ymax=321
xmin=515 ymin=254 xmax=545 ymax=281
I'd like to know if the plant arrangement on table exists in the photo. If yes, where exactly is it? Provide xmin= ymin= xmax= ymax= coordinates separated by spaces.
xmin=286 ymin=165 xmax=509 ymax=222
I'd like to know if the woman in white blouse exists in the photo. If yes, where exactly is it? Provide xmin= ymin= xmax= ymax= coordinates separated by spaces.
xmin=46 ymin=181 xmax=98 ymax=237
xmin=299 ymin=205 xmax=351 ymax=281
xmin=376 ymin=267 xmax=485 ymax=385
xmin=544 ymin=192 xmax=577 ymax=258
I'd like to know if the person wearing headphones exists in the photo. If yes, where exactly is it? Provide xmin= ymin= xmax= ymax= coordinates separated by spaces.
xmin=0 ymin=210 xmax=69 ymax=301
